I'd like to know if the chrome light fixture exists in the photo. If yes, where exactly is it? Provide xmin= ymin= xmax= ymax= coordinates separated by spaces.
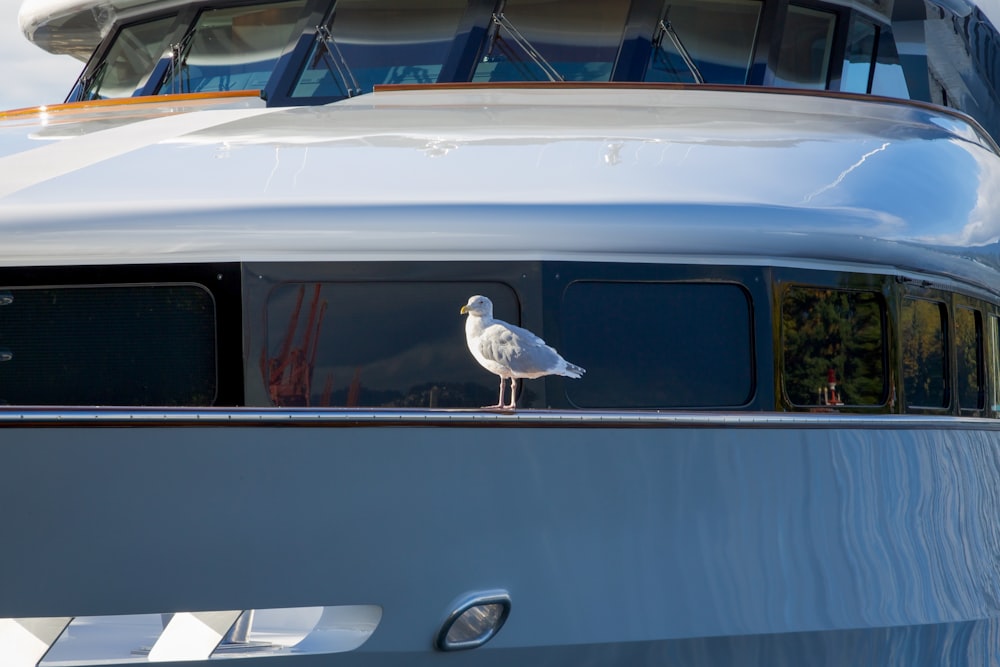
xmin=435 ymin=591 xmax=511 ymax=651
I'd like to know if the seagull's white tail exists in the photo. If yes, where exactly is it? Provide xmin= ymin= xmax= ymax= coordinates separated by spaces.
xmin=562 ymin=362 xmax=586 ymax=378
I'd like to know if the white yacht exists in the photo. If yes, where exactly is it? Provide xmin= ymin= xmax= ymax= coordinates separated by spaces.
xmin=4 ymin=0 xmax=1000 ymax=664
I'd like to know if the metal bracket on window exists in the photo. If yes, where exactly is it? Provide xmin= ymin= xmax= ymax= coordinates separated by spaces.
xmin=654 ymin=14 xmax=704 ymax=84
xmin=167 ymin=31 xmax=196 ymax=95
xmin=316 ymin=24 xmax=362 ymax=97
xmin=490 ymin=13 xmax=564 ymax=82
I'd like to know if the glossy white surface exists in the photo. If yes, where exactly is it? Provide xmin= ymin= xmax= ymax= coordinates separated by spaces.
xmin=1 ymin=87 xmax=999 ymax=294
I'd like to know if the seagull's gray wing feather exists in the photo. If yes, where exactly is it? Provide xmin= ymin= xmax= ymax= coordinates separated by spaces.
xmin=479 ymin=323 xmax=562 ymax=375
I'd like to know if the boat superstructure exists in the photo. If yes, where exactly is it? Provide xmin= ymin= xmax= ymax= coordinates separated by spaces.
xmin=5 ymin=0 xmax=1000 ymax=665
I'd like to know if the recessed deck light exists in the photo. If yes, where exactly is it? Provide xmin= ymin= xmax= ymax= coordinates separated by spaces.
xmin=435 ymin=591 xmax=510 ymax=651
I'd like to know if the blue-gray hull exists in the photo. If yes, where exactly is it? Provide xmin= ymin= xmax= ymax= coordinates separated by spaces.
xmin=2 ymin=412 xmax=999 ymax=664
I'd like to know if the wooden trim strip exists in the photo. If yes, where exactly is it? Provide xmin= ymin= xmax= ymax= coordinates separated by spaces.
xmin=0 ymin=90 xmax=262 ymax=119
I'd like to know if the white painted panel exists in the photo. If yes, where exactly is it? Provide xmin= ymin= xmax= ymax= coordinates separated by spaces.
xmin=0 ymin=617 xmax=71 ymax=667
xmin=147 ymin=610 xmax=241 ymax=662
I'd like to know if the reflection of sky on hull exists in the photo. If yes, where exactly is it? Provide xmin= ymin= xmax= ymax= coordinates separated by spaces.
xmin=0 ymin=90 xmax=997 ymax=262
xmin=4 ymin=127 xmax=985 ymax=246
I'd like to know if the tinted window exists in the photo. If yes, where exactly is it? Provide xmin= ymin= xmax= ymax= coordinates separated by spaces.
xmin=0 ymin=285 xmax=216 ymax=406
xmin=841 ymin=15 xmax=877 ymax=94
xmin=901 ymin=298 xmax=948 ymax=408
xmin=645 ymin=0 xmax=762 ymax=85
xmin=264 ymin=282 xmax=520 ymax=407
xmin=81 ymin=16 xmax=176 ymax=100
xmin=472 ymin=0 xmax=630 ymax=83
xmin=292 ymin=0 xmax=467 ymax=98
xmin=774 ymin=5 xmax=836 ymax=89
xmin=161 ymin=0 xmax=308 ymax=95
xmin=561 ymin=282 xmax=753 ymax=408
xmin=782 ymin=287 xmax=885 ymax=406
xmin=956 ymin=306 xmax=983 ymax=411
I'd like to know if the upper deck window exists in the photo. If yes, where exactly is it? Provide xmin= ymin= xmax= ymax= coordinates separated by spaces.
xmin=841 ymin=15 xmax=877 ymax=94
xmin=560 ymin=281 xmax=754 ymax=408
xmin=773 ymin=5 xmax=836 ymax=89
xmin=76 ymin=16 xmax=177 ymax=100
xmin=471 ymin=0 xmax=631 ymax=83
xmin=782 ymin=287 xmax=886 ymax=407
xmin=159 ymin=0 xmax=308 ymax=95
xmin=644 ymin=0 xmax=762 ymax=85
xmin=291 ymin=0 xmax=467 ymax=99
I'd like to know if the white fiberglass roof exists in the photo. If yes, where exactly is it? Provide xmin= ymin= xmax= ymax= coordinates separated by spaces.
xmin=18 ymin=0 xmax=181 ymax=58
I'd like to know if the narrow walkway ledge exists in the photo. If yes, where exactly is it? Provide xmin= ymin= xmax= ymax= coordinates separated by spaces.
xmin=0 ymin=407 xmax=998 ymax=431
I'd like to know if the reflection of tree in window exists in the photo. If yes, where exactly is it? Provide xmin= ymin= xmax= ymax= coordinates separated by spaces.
xmin=955 ymin=306 xmax=982 ymax=410
xmin=782 ymin=288 xmax=885 ymax=406
xmin=901 ymin=298 xmax=947 ymax=408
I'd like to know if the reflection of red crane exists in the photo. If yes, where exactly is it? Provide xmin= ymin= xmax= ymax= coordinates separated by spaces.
xmin=262 ymin=284 xmax=327 ymax=406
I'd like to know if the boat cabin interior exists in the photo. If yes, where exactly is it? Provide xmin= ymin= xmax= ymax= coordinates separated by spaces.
xmin=38 ymin=0 xmax=1000 ymax=139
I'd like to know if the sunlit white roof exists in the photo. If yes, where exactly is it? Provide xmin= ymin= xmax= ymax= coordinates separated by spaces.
xmin=18 ymin=0 xmax=181 ymax=58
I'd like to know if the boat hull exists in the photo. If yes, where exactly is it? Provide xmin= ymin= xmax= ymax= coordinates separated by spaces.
xmin=2 ymin=412 xmax=999 ymax=664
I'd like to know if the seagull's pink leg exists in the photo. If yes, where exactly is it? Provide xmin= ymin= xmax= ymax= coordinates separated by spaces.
xmin=506 ymin=378 xmax=518 ymax=410
xmin=483 ymin=375 xmax=506 ymax=409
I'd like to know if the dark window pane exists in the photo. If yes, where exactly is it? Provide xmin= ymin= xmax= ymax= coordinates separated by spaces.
xmin=292 ymin=0 xmax=466 ymax=98
xmin=774 ymin=5 xmax=836 ymax=89
xmin=161 ymin=0 xmax=308 ymax=95
xmin=561 ymin=282 xmax=753 ymax=408
xmin=782 ymin=287 xmax=885 ymax=406
xmin=901 ymin=298 xmax=947 ymax=408
xmin=841 ymin=15 xmax=877 ymax=94
xmin=956 ymin=306 xmax=983 ymax=411
xmin=472 ymin=0 xmax=630 ymax=83
xmin=0 ymin=285 xmax=216 ymax=406
xmin=264 ymin=282 xmax=519 ymax=407
xmin=83 ymin=16 xmax=177 ymax=100
xmin=645 ymin=0 xmax=762 ymax=85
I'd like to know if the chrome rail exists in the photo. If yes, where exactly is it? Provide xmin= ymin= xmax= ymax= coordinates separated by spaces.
xmin=0 ymin=407 xmax=997 ymax=430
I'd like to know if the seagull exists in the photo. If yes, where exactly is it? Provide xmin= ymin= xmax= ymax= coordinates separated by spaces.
xmin=460 ymin=295 xmax=585 ymax=410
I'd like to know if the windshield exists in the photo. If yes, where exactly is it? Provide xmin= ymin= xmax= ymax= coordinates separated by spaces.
xmin=471 ymin=0 xmax=630 ymax=83
xmin=76 ymin=16 xmax=176 ymax=100
xmin=160 ymin=0 xmax=309 ymax=95
xmin=291 ymin=0 xmax=468 ymax=99
xmin=644 ymin=0 xmax=762 ymax=85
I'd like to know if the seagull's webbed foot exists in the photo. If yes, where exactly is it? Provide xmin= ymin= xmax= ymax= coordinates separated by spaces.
xmin=482 ymin=376 xmax=509 ymax=410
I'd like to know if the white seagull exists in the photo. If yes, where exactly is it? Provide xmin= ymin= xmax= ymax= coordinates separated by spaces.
xmin=461 ymin=295 xmax=585 ymax=410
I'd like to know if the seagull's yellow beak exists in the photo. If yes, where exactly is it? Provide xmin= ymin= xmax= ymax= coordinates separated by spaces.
xmin=460 ymin=305 xmax=469 ymax=314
